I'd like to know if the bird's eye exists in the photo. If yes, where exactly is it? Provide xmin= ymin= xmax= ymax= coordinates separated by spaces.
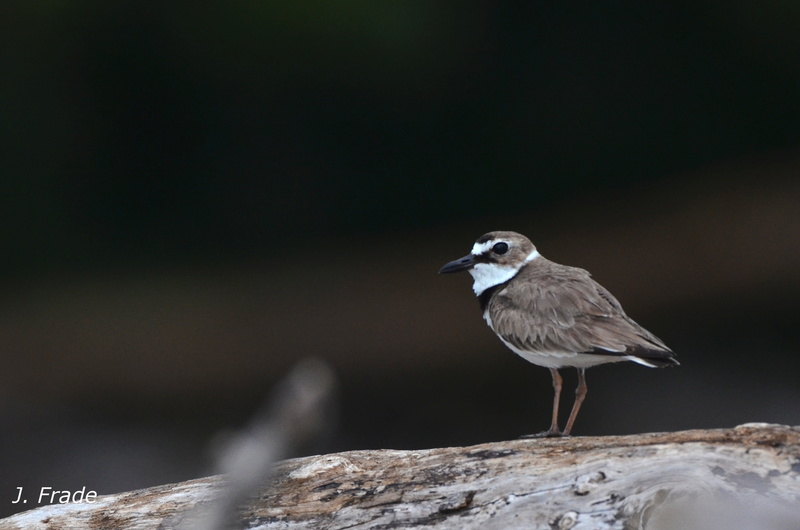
xmin=492 ymin=242 xmax=509 ymax=255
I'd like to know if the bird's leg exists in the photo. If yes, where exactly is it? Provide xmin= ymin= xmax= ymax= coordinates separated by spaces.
xmin=562 ymin=368 xmax=587 ymax=436
xmin=545 ymin=368 xmax=562 ymax=436
xmin=519 ymin=368 xmax=563 ymax=438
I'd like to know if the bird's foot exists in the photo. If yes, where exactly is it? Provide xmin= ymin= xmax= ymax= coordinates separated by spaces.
xmin=519 ymin=428 xmax=565 ymax=439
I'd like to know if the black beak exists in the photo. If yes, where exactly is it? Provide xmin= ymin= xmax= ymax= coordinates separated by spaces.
xmin=438 ymin=253 xmax=476 ymax=274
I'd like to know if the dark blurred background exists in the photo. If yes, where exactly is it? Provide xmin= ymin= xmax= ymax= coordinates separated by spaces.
xmin=2 ymin=1 xmax=800 ymax=517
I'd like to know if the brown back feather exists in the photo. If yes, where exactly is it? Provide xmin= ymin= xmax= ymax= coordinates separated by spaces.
xmin=488 ymin=258 xmax=675 ymax=362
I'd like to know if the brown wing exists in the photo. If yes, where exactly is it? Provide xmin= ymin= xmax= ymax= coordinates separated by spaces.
xmin=488 ymin=264 xmax=675 ymax=364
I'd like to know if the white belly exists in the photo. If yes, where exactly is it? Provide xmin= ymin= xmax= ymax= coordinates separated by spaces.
xmin=499 ymin=337 xmax=628 ymax=369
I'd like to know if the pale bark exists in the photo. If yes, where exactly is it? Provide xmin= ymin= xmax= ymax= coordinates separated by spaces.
xmin=3 ymin=424 xmax=800 ymax=530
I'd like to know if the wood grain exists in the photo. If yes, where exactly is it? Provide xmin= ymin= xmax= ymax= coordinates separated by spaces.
xmin=3 ymin=424 xmax=800 ymax=529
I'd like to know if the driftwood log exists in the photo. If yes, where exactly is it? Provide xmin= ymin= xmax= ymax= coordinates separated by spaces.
xmin=3 ymin=424 xmax=800 ymax=530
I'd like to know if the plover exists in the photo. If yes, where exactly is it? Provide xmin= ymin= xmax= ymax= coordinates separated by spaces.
xmin=439 ymin=231 xmax=678 ymax=436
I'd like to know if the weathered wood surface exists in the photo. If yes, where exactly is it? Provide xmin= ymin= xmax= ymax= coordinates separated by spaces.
xmin=3 ymin=424 xmax=800 ymax=530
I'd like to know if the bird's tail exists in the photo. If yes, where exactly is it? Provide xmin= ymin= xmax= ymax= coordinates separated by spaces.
xmin=626 ymin=352 xmax=679 ymax=368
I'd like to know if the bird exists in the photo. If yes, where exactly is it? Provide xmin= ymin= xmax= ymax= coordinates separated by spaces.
xmin=439 ymin=231 xmax=678 ymax=436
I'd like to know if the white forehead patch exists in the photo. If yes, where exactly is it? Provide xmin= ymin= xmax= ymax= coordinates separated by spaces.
xmin=471 ymin=240 xmax=497 ymax=255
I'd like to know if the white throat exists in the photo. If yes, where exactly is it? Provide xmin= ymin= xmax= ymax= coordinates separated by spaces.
xmin=469 ymin=249 xmax=539 ymax=295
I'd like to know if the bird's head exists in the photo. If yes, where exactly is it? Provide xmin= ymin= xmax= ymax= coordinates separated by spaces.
xmin=439 ymin=231 xmax=539 ymax=295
